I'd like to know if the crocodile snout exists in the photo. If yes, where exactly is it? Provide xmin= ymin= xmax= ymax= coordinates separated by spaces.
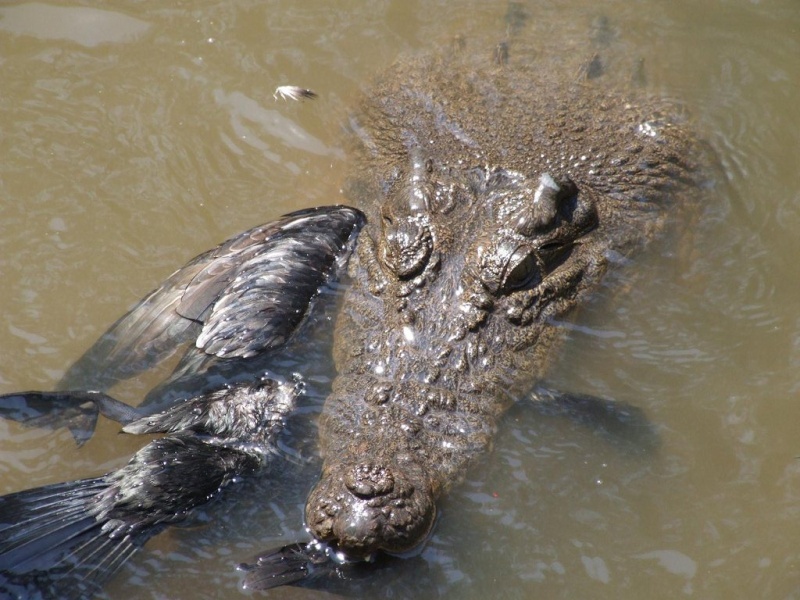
xmin=305 ymin=461 xmax=436 ymax=558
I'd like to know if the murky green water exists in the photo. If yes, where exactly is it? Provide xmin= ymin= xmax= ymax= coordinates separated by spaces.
xmin=1 ymin=1 xmax=799 ymax=598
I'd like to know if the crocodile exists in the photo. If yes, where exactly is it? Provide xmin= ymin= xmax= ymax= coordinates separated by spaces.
xmin=0 ymin=16 xmax=710 ymax=599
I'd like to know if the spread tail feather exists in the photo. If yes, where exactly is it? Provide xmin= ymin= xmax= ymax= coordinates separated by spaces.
xmin=0 ymin=478 xmax=144 ymax=600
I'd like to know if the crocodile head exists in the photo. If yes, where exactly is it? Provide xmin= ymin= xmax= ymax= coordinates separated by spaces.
xmin=306 ymin=158 xmax=608 ymax=558
xmin=305 ymin=40 xmax=703 ymax=559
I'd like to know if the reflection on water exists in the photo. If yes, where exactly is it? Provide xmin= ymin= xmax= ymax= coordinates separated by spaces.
xmin=0 ymin=3 xmax=150 ymax=47
xmin=1 ymin=0 xmax=800 ymax=598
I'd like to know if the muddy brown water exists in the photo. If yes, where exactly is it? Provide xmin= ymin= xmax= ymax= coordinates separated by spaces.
xmin=1 ymin=1 xmax=799 ymax=598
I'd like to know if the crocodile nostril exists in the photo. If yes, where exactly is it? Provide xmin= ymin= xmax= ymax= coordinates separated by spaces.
xmin=344 ymin=464 xmax=395 ymax=498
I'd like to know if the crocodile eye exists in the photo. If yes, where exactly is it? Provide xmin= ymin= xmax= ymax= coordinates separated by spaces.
xmin=502 ymin=248 xmax=538 ymax=291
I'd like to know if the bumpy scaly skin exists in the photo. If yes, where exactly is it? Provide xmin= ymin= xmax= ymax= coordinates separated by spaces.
xmin=305 ymin=37 xmax=707 ymax=557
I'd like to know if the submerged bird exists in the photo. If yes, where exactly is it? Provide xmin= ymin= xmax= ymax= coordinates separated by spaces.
xmin=0 ymin=377 xmax=301 ymax=600
xmin=0 ymin=206 xmax=365 ymax=598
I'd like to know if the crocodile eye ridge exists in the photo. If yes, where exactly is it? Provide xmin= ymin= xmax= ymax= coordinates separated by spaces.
xmin=380 ymin=214 xmax=433 ymax=280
